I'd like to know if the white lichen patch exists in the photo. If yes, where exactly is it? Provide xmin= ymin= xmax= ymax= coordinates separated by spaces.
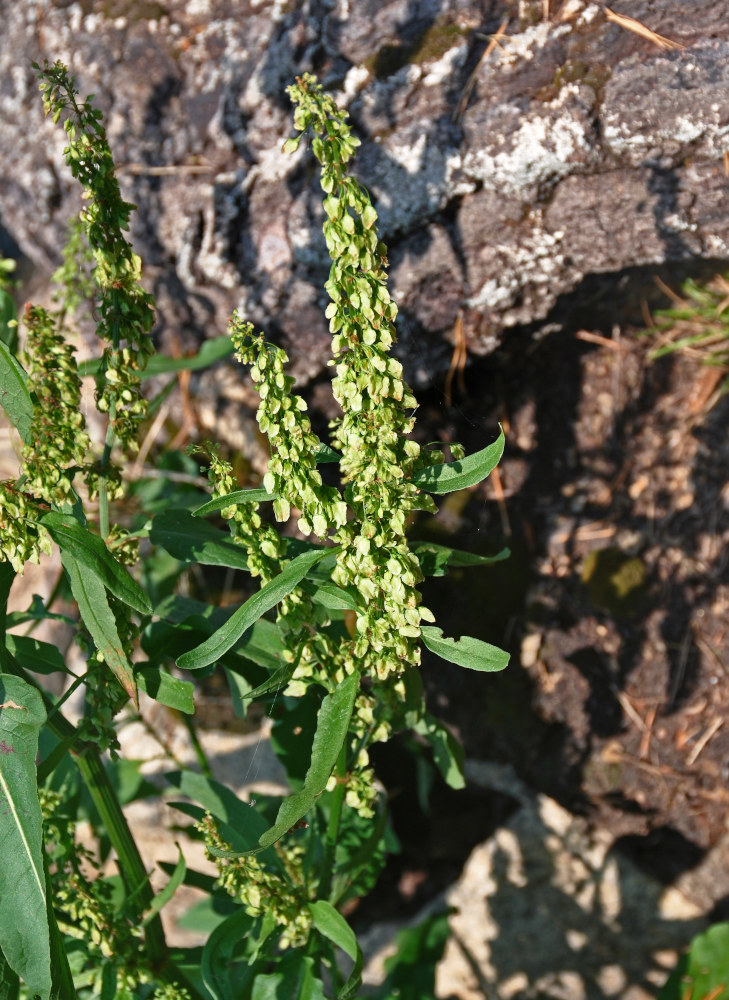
xmin=463 ymin=91 xmax=593 ymax=197
xmin=422 ymin=43 xmax=468 ymax=87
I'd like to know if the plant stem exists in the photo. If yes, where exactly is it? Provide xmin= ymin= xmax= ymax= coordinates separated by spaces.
xmin=318 ymin=743 xmax=348 ymax=901
xmin=98 ymin=397 xmax=117 ymax=541
xmin=6 ymin=654 xmax=206 ymax=999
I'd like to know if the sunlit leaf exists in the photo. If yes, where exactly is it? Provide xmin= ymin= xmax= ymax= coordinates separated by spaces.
xmin=310 ymin=900 xmax=363 ymax=1000
xmin=61 ymin=551 xmax=137 ymax=703
xmin=0 ymin=342 xmax=32 ymax=444
xmin=177 ymin=548 xmax=331 ymax=671
xmin=42 ymin=512 xmax=151 ymax=615
xmin=258 ymin=673 xmax=358 ymax=851
xmin=411 ymin=427 xmax=505 ymax=494
xmin=0 ymin=676 xmax=50 ymax=1000
xmin=420 ymin=626 xmax=509 ymax=673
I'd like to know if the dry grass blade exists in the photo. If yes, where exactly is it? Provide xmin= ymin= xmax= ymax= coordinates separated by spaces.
xmin=454 ymin=18 xmax=508 ymax=121
xmin=444 ymin=312 xmax=468 ymax=407
xmin=605 ymin=8 xmax=684 ymax=50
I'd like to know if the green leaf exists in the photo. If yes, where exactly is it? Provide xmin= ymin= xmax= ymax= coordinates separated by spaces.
xmin=251 ymin=956 xmax=326 ymax=1000
xmin=142 ymin=846 xmax=186 ymax=926
xmin=4 ymin=636 xmax=68 ymax=676
xmin=312 ymin=443 xmax=341 ymax=464
xmin=310 ymin=900 xmax=363 ymax=1000
xmin=412 ymin=541 xmax=510 ymax=578
xmin=420 ymin=626 xmax=509 ymax=673
xmin=659 ymin=922 xmax=729 ymax=1000
xmin=135 ymin=666 xmax=194 ymax=714
xmin=0 ymin=676 xmax=51 ymax=1000
xmin=0 ymin=342 xmax=32 ymax=444
xmin=369 ymin=909 xmax=453 ymax=1000
xmin=42 ymin=512 xmax=151 ymax=615
xmin=79 ymin=334 xmax=236 ymax=379
xmin=0 ymin=945 xmax=20 ymax=1000
xmin=176 ymin=547 xmax=331 ymax=671
xmin=153 ymin=595 xmax=286 ymax=672
xmin=300 ymin=578 xmax=360 ymax=612
xmin=61 ymin=551 xmax=137 ymax=704
xmin=165 ymin=771 xmax=270 ymax=853
xmin=201 ymin=908 xmax=254 ymax=1000
xmin=193 ymin=489 xmax=277 ymax=517
xmin=412 ymin=713 xmax=465 ymax=790
xmin=150 ymin=509 xmax=251 ymax=571
xmin=411 ymin=427 xmax=505 ymax=493
xmin=258 ymin=673 xmax=358 ymax=851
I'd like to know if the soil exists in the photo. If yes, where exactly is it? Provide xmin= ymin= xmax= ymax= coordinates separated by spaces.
xmin=349 ymin=263 xmax=729 ymax=931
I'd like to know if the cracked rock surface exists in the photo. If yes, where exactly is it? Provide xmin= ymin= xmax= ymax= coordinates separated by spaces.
xmin=1 ymin=0 xmax=729 ymax=391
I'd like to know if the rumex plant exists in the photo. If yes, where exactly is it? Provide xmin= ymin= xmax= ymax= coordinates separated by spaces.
xmin=0 ymin=65 xmax=508 ymax=999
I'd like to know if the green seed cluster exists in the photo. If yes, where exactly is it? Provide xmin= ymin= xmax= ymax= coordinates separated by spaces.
xmin=198 ymin=813 xmax=313 ymax=949
xmin=21 ymin=304 xmax=90 ymax=504
xmin=230 ymin=316 xmax=348 ymax=536
xmin=35 ymin=60 xmax=155 ymax=456
xmin=0 ymin=481 xmax=52 ymax=573
xmin=286 ymin=74 xmax=438 ymax=681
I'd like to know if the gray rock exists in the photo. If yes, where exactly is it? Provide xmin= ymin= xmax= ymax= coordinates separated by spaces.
xmin=2 ymin=0 xmax=729 ymax=400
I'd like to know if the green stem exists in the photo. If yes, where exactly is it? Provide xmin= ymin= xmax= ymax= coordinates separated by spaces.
xmin=0 ymin=562 xmax=15 ymax=673
xmin=98 ymin=395 xmax=117 ymax=540
xmin=5 ymin=655 xmax=205 ymax=999
xmin=180 ymin=712 xmax=214 ymax=780
xmin=318 ymin=744 xmax=347 ymax=901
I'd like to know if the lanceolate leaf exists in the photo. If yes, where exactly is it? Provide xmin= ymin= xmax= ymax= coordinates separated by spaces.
xmin=201 ymin=908 xmax=254 ymax=1000
xmin=0 ymin=946 xmax=20 ymax=1000
xmin=142 ymin=846 xmax=186 ymax=926
xmin=135 ymin=666 xmax=194 ymax=714
xmin=412 ymin=541 xmax=510 ymax=578
xmin=420 ymin=626 xmax=509 ymax=673
xmin=165 ymin=771 xmax=270 ymax=853
xmin=42 ymin=512 xmax=151 ymax=615
xmin=193 ymin=489 xmax=278 ymax=516
xmin=150 ymin=508 xmax=252 ymax=571
xmin=4 ymin=635 xmax=69 ymax=676
xmin=0 ymin=676 xmax=51 ymax=1000
xmin=258 ymin=673 xmax=358 ymax=851
xmin=310 ymin=900 xmax=363 ymax=1000
xmin=61 ymin=551 xmax=137 ymax=704
xmin=177 ymin=548 xmax=331 ymax=671
xmin=79 ymin=334 xmax=236 ymax=379
xmin=0 ymin=342 xmax=33 ymax=445
xmin=251 ymin=956 xmax=326 ymax=1000
xmin=410 ymin=426 xmax=505 ymax=494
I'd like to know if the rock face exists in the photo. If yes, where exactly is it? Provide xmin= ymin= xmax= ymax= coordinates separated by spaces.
xmin=2 ymin=0 xmax=729 ymax=388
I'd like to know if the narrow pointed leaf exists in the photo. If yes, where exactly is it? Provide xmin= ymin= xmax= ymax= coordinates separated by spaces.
xmin=420 ymin=625 xmax=509 ymax=673
xmin=4 ymin=636 xmax=68 ymax=676
xmin=310 ymin=900 xmax=363 ymax=1000
xmin=61 ymin=552 xmax=137 ymax=703
xmin=79 ymin=334 xmax=235 ymax=378
xmin=165 ymin=771 xmax=270 ymax=851
xmin=258 ymin=673 xmax=358 ymax=851
xmin=201 ymin=908 xmax=253 ymax=1000
xmin=410 ymin=426 xmax=505 ymax=493
xmin=0 ymin=946 xmax=20 ymax=1000
xmin=412 ymin=541 xmax=510 ymax=578
xmin=0 ymin=342 xmax=33 ymax=444
xmin=42 ymin=512 xmax=151 ymax=615
xmin=150 ymin=509 xmax=253 ymax=570
xmin=251 ymin=956 xmax=326 ymax=1000
xmin=142 ymin=846 xmax=186 ymax=926
xmin=177 ymin=547 xmax=331 ymax=671
xmin=135 ymin=666 xmax=194 ymax=714
xmin=193 ymin=489 xmax=277 ymax=516
xmin=0 ymin=676 xmax=51 ymax=1000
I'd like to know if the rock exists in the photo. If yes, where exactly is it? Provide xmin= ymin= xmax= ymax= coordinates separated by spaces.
xmin=361 ymin=761 xmax=707 ymax=1000
xmin=1 ymin=0 xmax=729 ymax=404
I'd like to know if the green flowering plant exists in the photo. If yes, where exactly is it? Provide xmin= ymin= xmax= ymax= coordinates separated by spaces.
xmin=0 ymin=65 xmax=508 ymax=999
